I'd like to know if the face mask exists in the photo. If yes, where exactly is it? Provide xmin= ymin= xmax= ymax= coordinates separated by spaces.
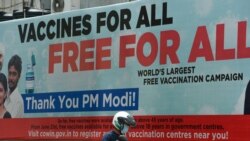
xmin=121 ymin=124 xmax=129 ymax=134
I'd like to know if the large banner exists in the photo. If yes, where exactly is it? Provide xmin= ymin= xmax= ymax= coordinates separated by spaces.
xmin=0 ymin=0 xmax=250 ymax=140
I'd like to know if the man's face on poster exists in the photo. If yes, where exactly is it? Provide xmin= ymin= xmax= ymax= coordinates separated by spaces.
xmin=8 ymin=66 xmax=20 ymax=92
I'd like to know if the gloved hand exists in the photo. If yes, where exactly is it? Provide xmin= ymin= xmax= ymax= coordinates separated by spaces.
xmin=118 ymin=135 xmax=128 ymax=141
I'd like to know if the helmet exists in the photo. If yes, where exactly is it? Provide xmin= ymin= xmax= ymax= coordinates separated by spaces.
xmin=112 ymin=111 xmax=136 ymax=131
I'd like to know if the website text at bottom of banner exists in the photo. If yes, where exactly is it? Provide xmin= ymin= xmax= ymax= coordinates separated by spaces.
xmin=28 ymin=130 xmax=102 ymax=139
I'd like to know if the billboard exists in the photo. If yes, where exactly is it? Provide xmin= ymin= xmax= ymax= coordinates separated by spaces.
xmin=0 ymin=0 xmax=250 ymax=140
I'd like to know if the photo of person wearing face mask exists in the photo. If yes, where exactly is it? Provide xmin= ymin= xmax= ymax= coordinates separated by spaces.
xmin=102 ymin=111 xmax=136 ymax=141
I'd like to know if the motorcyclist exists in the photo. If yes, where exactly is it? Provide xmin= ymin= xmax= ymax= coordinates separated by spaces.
xmin=101 ymin=111 xmax=136 ymax=141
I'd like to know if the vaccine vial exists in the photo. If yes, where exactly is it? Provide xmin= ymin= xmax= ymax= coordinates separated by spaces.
xmin=25 ymin=64 xmax=35 ymax=93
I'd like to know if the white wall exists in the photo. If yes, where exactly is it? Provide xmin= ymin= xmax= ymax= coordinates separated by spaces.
xmin=0 ymin=0 xmax=24 ymax=13
xmin=0 ymin=0 xmax=134 ymax=14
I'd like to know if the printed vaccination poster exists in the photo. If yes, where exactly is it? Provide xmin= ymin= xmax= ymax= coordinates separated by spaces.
xmin=0 ymin=0 xmax=250 ymax=140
